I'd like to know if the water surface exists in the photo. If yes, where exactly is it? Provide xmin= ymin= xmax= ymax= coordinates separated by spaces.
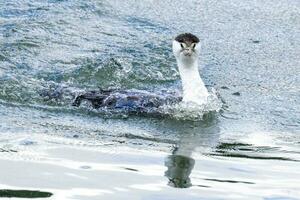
xmin=0 ymin=0 xmax=299 ymax=199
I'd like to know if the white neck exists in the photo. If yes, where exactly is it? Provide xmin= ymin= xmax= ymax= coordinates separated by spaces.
xmin=177 ymin=58 xmax=209 ymax=105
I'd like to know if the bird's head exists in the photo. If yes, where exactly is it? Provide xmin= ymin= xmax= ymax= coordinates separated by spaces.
xmin=172 ymin=33 xmax=200 ymax=63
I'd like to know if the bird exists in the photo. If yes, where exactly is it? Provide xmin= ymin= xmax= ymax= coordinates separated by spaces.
xmin=172 ymin=33 xmax=209 ymax=105
xmin=72 ymin=33 xmax=209 ymax=114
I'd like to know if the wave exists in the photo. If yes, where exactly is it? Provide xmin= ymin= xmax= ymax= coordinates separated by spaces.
xmin=160 ymin=89 xmax=222 ymax=121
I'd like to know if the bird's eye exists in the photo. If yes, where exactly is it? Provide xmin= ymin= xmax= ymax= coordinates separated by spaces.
xmin=180 ymin=43 xmax=184 ymax=48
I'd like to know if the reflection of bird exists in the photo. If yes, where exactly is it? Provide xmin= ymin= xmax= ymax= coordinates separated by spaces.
xmin=165 ymin=153 xmax=195 ymax=188
xmin=164 ymin=118 xmax=220 ymax=188
xmin=72 ymin=33 xmax=209 ymax=113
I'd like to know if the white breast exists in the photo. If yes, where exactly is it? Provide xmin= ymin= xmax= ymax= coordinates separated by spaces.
xmin=177 ymin=56 xmax=209 ymax=105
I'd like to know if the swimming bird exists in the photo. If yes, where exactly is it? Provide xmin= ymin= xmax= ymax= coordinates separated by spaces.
xmin=172 ymin=33 xmax=209 ymax=105
xmin=72 ymin=33 xmax=209 ymax=114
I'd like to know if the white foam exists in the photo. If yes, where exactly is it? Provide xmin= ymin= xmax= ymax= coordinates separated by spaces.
xmin=160 ymin=89 xmax=222 ymax=120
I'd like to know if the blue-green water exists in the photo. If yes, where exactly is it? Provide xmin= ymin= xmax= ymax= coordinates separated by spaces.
xmin=0 ymin=0 xmax=299 ymax=199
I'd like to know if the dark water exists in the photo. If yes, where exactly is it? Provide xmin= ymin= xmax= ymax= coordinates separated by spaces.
xmin=0 ymin=0 xmax=299 ymax=199
xmin=0 ymin=190 xmax=52 ymax=198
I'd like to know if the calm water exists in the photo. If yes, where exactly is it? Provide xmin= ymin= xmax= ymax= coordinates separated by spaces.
xmin=0 ymin=0 xmax=299 ymax=199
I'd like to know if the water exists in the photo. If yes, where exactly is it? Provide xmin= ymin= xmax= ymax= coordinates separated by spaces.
xmin=0 ymin=0 xmax=300 ymax=199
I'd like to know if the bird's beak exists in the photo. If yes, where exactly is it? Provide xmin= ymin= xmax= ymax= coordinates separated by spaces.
xmin=183 ymin=48 xmax=193 ymax=56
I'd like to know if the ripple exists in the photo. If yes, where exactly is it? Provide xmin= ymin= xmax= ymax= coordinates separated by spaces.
xmin=204 ymin=178 xmax=254 ymax=185
xmin=0 ymin=190 xmax=52 ymax=198
xmin=210 ymin=142 xmax=299 ymax=162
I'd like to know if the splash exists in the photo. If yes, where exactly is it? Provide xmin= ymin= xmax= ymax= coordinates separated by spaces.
xmin=71 ymin=87 xmax=222 ymax=120
xmin=160 ymin=89 xmax=222 ymax=121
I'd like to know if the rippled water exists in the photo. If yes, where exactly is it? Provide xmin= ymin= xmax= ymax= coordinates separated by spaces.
xmin=0 ymin=0 xmax=299 ymax=199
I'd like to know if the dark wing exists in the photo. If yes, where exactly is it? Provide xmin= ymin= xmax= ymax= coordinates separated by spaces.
xmin=72 ymin=89 xmax=181 ymax=114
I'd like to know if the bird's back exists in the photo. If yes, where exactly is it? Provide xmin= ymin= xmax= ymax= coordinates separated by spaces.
xmin=72 ymin=88 xmax=181 ymax=114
